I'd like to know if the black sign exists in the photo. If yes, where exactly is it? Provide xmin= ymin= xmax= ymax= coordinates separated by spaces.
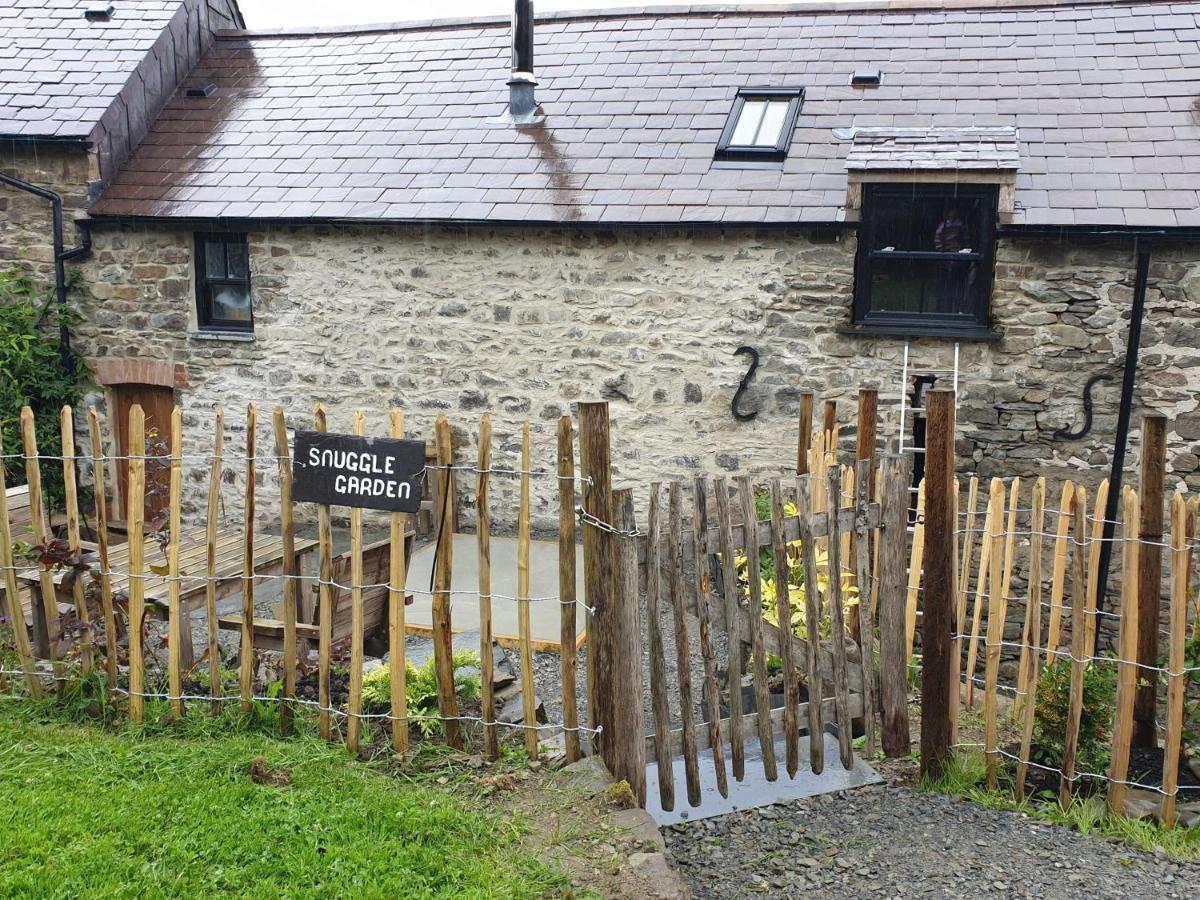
xmin=292 ymin=431 xmax=426 ymax=513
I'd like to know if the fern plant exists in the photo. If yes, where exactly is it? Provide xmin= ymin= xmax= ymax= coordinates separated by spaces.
xmin=361 ymin=649 xmax=482 ymax=737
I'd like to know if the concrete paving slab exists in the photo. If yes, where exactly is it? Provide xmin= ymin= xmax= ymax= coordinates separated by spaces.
xmin=645 ymin=732 xmax=883 ymax=827
xmin=405 ymin=533 xmax=586 ymax=649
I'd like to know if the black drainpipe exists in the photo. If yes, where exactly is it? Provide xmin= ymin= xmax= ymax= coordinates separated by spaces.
xmin=1093 ymin=238 xmax=1152 ymax=637
xmin=0 ymin=172 xmax=92 ymax=377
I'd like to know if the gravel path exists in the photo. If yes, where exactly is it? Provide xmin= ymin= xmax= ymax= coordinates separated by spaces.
xmin=663 ymin=784 xmax=1198 ymax=899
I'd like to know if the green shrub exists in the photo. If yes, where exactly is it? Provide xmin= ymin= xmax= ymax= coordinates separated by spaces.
xmin=361 ymin=649 xmax=482 ymax=737
xmin=0 ymin=267 xmax=91 ymax=509
xmin=1032 ymin=656 xmax=1116 ymax=773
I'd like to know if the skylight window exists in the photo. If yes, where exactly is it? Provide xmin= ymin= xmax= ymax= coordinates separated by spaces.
xmin=715 ymin=88 xmax=804 ymax=163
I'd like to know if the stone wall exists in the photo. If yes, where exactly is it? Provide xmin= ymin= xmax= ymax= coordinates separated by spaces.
xmin=0 ymin=143 xmax=92 ymax=288
xmin=71 ymin=223 xmax=1200 ymax=535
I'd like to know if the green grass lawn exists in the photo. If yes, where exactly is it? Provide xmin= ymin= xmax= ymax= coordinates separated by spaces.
xmin=0 ymin=701 xmax=565 ymax=899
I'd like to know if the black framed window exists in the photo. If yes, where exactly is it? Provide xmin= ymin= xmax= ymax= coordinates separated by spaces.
xmin=195 ymin=233 xmax=253 ymax=332
xmin=715 ymin=88 xmax=804 ymax=163
xmin=852 ymin=184 xmax=998 ymax=336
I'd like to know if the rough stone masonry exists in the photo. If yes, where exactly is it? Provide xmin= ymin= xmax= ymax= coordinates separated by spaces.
xmin=69 ymin=222 xmax=1200 ymax=533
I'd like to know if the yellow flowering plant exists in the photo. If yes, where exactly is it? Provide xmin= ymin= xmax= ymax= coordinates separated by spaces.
xmin=734 ymin=501 xmax=859 ymax=641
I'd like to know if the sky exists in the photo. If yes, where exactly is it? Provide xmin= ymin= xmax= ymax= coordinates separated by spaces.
xmin=236 ymin=0 xmax=794 ymax=28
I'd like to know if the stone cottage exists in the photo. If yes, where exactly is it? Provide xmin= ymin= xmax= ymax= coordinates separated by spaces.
xmin=3 ymin=0 xmax=1200 ymax=525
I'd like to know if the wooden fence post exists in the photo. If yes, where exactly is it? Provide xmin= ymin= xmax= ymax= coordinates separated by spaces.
xmin=126 ymin=404 xmax=146 ymax=722
xmin=87 ymin=410 xmax=120 ymax=698
xmin=389 ymin=408 xmax=409 ymax=755
xmin=347 ymin=410 xmax=366 ymax=755
xmin=557 ymin=415 xmax=581 ymax=763
xmin=1160 ymin=493 xmax=1189 ymax=827
xmin=1133 ymin=413 xmax=1165 ymax=748
xmin=713 ymin=476 xmax=744 ymax=781
xmin=849 ymin=389 xmax=878 ymax=646
xmin=239 ymin=403 xmax=256 ymax=713
xmin=921 ymin=390 xmax=955 ymax=782
xmin=0 ymin=429 xmax=41 ymax=698
xmin=612 ymin=487 xmax=647 ymax=805
xmin=431 ymin=414 xmax=462 ymax=749
xmin=272 ymin=406 xmax=298 ymax=734
xmin=877 ymin=453 xmax=913 ymax=757
xmin=313 ymin=405 xmax=334 ymax=739
xmin=667 ymin=481 xmax=701 ymax=805
xmin=739 ymin=474 xmax=778 ymax=782
xmin=20 ymin=406 xmax=62 ymax=677
xmin=822 ymin=399 xmax=838 ymax=455
xmin=854 ymin=457 xmax=878 ymax=759
xmin=856 ymin=389 xmax=878 ymax=493
xmin=646 ymin=484 xmax=674 ymax=810
xmin=517 ymin=422 xmax=538 ymax=760
xmin=205 ymin=408 xmax=225 ymax=713
xmin=578 ymin=402 xmax=615 ymax=758
xmin=952 ymin=476 xmax=980 ymax=731
xmin=165 ymin=407 xmax=184 ymax=719
xmin=477 ymin=414 xmax=496 ymax=759
xmin=1060 ymin=484 xmax=1089 ymax=809
xmin=769 ymin=478 xmax=800 ymax=778
xmin=60 ymin=406 xmax=93 ymax=674
xmin=797 ymin=392 xmax=814 ymax=475
xmin=693 ymin=476 xmax=729 ymax=796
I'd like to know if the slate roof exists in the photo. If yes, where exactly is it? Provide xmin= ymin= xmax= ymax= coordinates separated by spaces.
xmin=1 ymin=0 xmax=190 ymax=139
xmin=90 ymin=0 xmax=1200 ymax=228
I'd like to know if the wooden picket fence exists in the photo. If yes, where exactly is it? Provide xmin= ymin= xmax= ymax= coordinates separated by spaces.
xmin=909 ymin=401 xmax=1200 ymax=826
xmin=0 ymin=400 xmax=602 ymax=765
xmin=11 ymin=386 xmax=1191 ymax=825
xmin=0 ymin=387 xmax=922 ymax=810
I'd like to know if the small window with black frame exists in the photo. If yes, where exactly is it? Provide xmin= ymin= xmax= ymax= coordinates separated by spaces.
xmin=714 ymin=88 xmax=804 ymax=163
xmin=195 ymin=233 xmax=253 ymax=332
xmin=852 ymin=184 xmax=998 ymax=336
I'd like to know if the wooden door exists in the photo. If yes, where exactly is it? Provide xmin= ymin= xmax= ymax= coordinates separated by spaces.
xmin=112 ymin=384 xmax=175 ymax=523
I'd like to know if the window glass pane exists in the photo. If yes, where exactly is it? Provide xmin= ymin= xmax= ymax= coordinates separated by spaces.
xmin=754 ymin=100 xmax=790 ymax=146
xmin=204 ymin=241 xmax=226 ymax=280
xmin=210 ymin=284 xmax=252 ymax=322
xmin=225 ymin=241 xmax=249 ymax=280
xmin=730 ymin=100 xmax=767 ymax=146
xmin=868 ymin=257 xmax=982 ymax=318
xmin=868 ymin=190 xmax=987 ymax=253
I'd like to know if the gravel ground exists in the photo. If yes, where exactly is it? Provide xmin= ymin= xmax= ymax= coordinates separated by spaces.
xmin=663 ymin=784 xmax=1199 ymax=899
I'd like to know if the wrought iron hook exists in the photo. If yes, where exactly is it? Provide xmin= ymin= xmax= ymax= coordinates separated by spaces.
xmin=732 ymin=346 xmax=760 ymax=422
xmin=1053 ymin=373 xmax=1112 ymax=440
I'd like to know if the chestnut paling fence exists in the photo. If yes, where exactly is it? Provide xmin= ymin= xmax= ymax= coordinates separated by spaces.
xmin=0 ymin=400 xmax=603 ymax=764
xmin=906 ymin=401 xmax=1200 ymax=828
xmin=2 ymin=389 xmax=1197 ymax=825
xmin=0 ymin=388 xmax=916 ymax=797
